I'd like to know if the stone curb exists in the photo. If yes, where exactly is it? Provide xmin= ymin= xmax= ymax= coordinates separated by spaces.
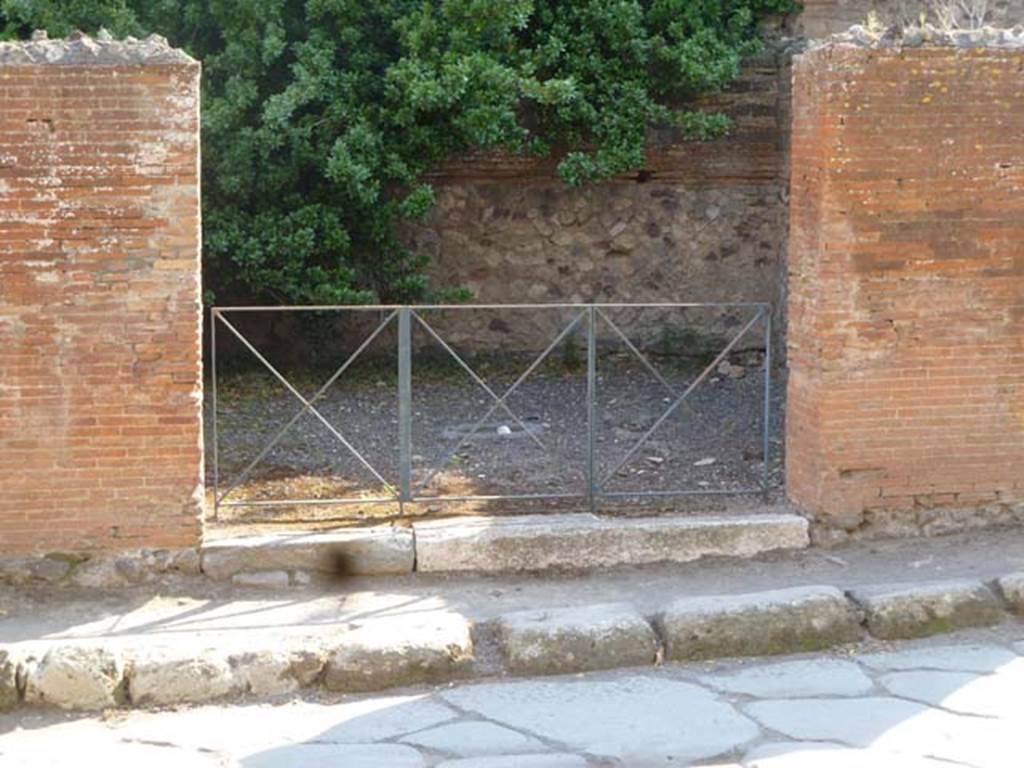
xmin=847 ymin=579 xmax=1005 ymax=640
xmin=2 ymin=573 xmax=1021 ymax=712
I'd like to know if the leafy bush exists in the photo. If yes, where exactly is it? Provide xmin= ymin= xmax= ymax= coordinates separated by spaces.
xmin=1 ymin=0 xmax=795 ymax=304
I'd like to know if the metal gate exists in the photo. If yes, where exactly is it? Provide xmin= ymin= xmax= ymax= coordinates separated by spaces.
xmin=209 ymin=302 xmax=773 ymax=518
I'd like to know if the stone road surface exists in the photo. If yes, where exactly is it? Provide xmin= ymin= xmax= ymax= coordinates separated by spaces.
xmin=1 ymin=626 xmax=1022 ymax=767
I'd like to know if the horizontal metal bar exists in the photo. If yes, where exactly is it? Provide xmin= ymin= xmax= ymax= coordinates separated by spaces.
xmin=219 ymin=488 xmax=763 ymax=507
xmin=218 ymin=496 xmax=399 ymax=508
xmin=598 ymin=488 xmax=765 ymax=498
xmin=213 ymin=302 xmax=772 ymax=313
xmin=411 ymin=492 xmax=587 ymax=503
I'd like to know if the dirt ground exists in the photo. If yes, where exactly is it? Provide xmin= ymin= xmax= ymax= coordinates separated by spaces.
xmin=205 ymin=348 xmax=784 ymax=530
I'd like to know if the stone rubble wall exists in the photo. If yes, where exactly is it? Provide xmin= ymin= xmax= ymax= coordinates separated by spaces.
xmin=0 ymin=32 xmax=203 ymax=553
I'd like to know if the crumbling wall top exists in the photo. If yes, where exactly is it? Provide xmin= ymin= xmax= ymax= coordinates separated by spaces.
xmin=0 ymin=29 xmax=196 ymax=67
xmin=809 ymin=23 xmax=1024 ymax=50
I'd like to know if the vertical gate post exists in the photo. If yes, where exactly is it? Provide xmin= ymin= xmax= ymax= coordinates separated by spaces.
xmin=397 ymin=307 xmax=413 ymax=510
xmin=762 ymin=306 xmax=772 ymax=501
xmin=586 ymin=306 xmax=598 ymax=514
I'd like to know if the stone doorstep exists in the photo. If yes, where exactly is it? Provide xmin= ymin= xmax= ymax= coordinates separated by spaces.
xmin=3 ymin=572 xmax=1020 ymax=713
xmin=199 ymin=512 xmax=810 ymax=580
xmin=412 ymin=512 xmax=810 ymax=573
xmin=200 ymin=527 xmax=416 ymax=580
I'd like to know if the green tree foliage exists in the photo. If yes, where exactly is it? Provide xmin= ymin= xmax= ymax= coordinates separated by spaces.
xmin=1 ymin=0 xmax=795 ymax=304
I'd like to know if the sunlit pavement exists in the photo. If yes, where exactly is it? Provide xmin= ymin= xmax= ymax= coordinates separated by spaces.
xmin=2 ymin=627 xmax=1023 ymax=767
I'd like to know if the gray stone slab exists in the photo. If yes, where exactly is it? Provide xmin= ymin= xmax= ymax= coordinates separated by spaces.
xmin=435 ymin=757 xmax=587 ymax=768
xmin=401 ymin=722 xmax=544 ymax=757
xmin=200 ymin=527 xmax=414 ymax=580
xmin=880 ymin=660 xmax=1024 ymax=718
xmin=112 ymin=695 xmax=456 ymax=751
xmin=495 ymin=602 xmax=657 ymax=676
xmin=745 ymin=696 xmax=934 ymax=746
xmin=994 ymin=572 xmax=1024 ymax=613
xmin=413 ymin=513 xmax=808 ymax=573
xmin=849 ymin=580 xmax=1005 ymax=640
xmin=746 ymin=695 xmax=1019 ymax=765
xmin=243 ymin=743 xmax=425 ymax=768
xmin=322 ymin=612 xmax=473 ymax=693
xmin=655 ymin=585 xmax=861 ymax=661
xmin=857 ymin=643 xmax=1019 ymax=673
xmin=441 ymin=674 xmax=759 ymax=763
xmin=699 ymin=659 xmax=873 ymax=698
xmin=745 ymin=742 xmax=948 ymax=767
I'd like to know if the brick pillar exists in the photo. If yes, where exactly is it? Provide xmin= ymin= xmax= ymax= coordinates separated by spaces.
xmin=786 ymin=42 xmax=1024 ymax=536
xmin=0 ymin=34 xmax=203 ymax=553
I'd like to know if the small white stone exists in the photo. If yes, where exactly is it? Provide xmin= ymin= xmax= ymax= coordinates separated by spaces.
xmin=496 ymin=425 xmax=512 ymax=435
xmin=694 ymin=457 xmax=716 ymax=467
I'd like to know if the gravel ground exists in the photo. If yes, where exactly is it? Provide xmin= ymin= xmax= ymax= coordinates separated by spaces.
xmin=205 ymin=350 xmax=785 ymax=527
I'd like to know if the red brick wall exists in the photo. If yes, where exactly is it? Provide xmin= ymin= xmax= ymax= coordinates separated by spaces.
xmin=786 ymin=45 xmax=1024 ymax=534
xmin=0 ymin=39 xmax=203 ymax=553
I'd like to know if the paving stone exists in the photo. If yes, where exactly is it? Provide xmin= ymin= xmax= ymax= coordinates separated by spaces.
xmin=441 ymin=674 xmax=759 ymax=763
xmin=0 ymin=738 xmax=224 ymax=768
xmin=495 ymin=602 xmax=657 ymax=676
xmin=849 ymin=580 xmax=1005 ymax=640
xmin=413 ymin=513 xmax=808 ymax=573
xmin=129 ymin=648 xmax=241 ymax=706
xmin=401 ymin=721 xmax=544 ymax=756
xmin=745 ymin=742 xmax=948 ymax=767
xmin=655 ymin=585 xmax=861 ymax=661
xmin=435 ymin=757 xmax=588 ymax=768
xmin=879 ymin=659 xmax=1024 ymax=719
xmin=322 ymin=613 xmax=473 ymax=693
xmin=993 ymin=572 xmax=1024 ymax=613
xmin=699 ymin=659 xmax=873 ymax=698
xmin=857 ymin=643 xmax=1019 ymax=673
xmin=24 ymin=645 xmax=125 ymax=710
xmin=745 ymin=697 xmax=934 ymax=746
xmin=232 ymin=571 xmax=290 ymax=588
xmin=112 ymin=695 xmax=456 ymax=751
xmin=200 ymin=527 xmax=414 ymax=580
xmin=244 ymin=743 xmax=426 ymax=768
xmin=745 ymin=696 xmax=1018 ymax=765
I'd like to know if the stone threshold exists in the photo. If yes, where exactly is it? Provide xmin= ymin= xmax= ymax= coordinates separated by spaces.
xmin=2 ymin=573 xmax=1021 ymax=713
xmin=200 ymin=511 xmax=811 ymax=581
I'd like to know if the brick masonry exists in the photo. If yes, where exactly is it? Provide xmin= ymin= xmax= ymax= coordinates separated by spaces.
xmin=786 ymin=42 xmax=1024 ymax=536
xmin=0 ymin=34 xmax=203 ymax=553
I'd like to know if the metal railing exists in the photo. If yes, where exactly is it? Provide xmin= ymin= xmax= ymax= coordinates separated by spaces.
xmin=210 ymin=302 xmax=773 ymax=517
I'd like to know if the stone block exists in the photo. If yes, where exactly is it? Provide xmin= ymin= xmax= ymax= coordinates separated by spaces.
xmin=413 ymin=513 xmax=808 ymax=573
xmin=850 ymin=580 xmax=1005 ymax=640
xmin=24 ymin=645 xmax=125 ymax=710
xmin=993 ymin=572 xmax=1024 ymax=614
xmin=495 ymin=602 xmax=658 ymax=676
xmin=200 ymin=527 xmax=414 ymax=580
xmin=655 ymin=585 xmax=861 ymax=661
xmin=129 ymin=648 xmax=241 ymax=707
xmin=323 ymin=613 xmax=473 ymax=693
